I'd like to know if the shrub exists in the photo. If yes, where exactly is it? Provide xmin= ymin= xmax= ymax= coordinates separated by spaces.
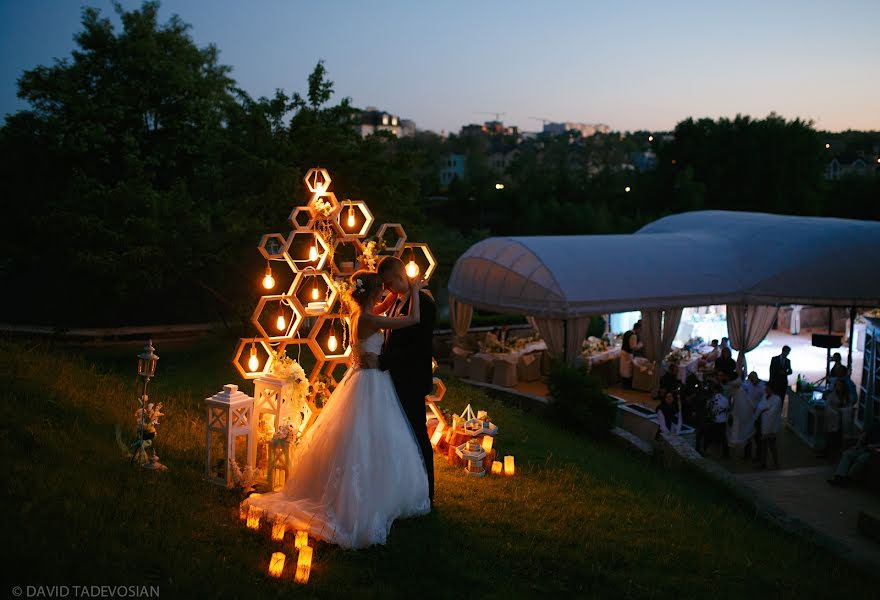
xmin=547 ymin=361 xmax=616 ymax=438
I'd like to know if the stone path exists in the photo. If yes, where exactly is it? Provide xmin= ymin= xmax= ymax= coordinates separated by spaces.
xmin=734 ymin=465 xmax=880 ymax=570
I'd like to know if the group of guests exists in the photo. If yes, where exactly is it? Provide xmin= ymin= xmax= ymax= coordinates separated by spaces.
xmin=655 ymin=370 xmax=784 ymax=468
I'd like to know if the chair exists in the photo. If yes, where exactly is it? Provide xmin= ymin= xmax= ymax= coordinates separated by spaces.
xmin=517 ymin=352 xmax=541 ymax=382
xmin=492 ymin=355 xmax=518 ymax=387
xmin=468 ymin=353 xmax=494 ymax=383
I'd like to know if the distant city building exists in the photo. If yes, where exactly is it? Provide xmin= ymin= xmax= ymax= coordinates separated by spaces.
xmin=439 ymin=153 xmax=466 ymax=186
xmin=357 ymin=107 xmax=415 ymax=138
xmin=488 ymin=150 xmax=518 ymax=174
xmin=461 ymin=120 xmax=519 ymax=137
xmin=826 ymin=154 xmax=877 ymax=180
xmin=543 ymin=122 xmax=611 ymax=138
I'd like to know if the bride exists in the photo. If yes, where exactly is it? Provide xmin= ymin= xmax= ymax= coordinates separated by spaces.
xmin=246 ymin=270 xmax=431 ymax=549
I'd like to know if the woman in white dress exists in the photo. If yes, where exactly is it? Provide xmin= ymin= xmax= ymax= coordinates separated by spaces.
xmin=246 ymin=271 xmax=431 ymax=549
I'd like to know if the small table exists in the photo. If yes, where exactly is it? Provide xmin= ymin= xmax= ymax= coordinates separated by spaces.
xmin=785 ymin=390 xmax=827 ymax=450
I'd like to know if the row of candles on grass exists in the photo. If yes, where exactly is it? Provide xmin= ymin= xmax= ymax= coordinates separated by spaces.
xmin=240 ymin=498 xmax=313 ymax=584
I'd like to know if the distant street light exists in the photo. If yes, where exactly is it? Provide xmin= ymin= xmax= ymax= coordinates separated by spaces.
xmin=624 ymin=186 xmax=631 ymax=193
xmin=648 ymin=135 xmax=653 ymax=142
xmin=825 ymin=143 xmax=830 ymax=149
xmin=495 ymin=183 xmax=505 ymax=190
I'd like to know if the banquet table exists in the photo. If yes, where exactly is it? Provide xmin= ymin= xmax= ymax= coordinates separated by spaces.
xmin=663 ymin=344 xmax=714 ymax=383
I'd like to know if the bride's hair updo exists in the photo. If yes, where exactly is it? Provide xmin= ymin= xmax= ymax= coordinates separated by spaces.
xmin=348 ymin=270 xmax=382 ymax=310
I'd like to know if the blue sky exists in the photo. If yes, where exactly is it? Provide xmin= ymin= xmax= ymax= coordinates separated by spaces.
xmin=2 ymin=0 xmax=878 ymax=133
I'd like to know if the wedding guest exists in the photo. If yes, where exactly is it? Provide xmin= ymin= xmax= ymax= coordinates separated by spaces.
xmin=828 ymin=423 xmax=880 ymax=487
xmin=829 ymin=352 xmax=848 ymax=379
xmin=823 ymin=378 xmax=850 ymax=461
xmin=720 ymin=337 xmax=731 ymax=351
xmin=741 ymin=372 xmax=765 ymax=458
xmin=769 ymin=346 xmax=792 ymax=399
xmin=790 ymin=305 xmax=803 ymax=335
xmin=704 ymin=339 xmax=721 ymax=363
xmin=659 ymin=367 xmax=681 ymax=396
xmin=619 ymin=321 xmax=644 ymax=389
xmin=694 ymin=383 xmax=714 ymax=454
xmin=706 ymin=383 xmax=730 ymax=459
xmin=755 ymin=386 xmax=783 ymax=469
xmin=656 ymin=390 xmax=683 ymax=438
xmin=727 ymin=378 xmax=755 ymax=456
xmin=714 ymin=347 xmax=737 ymax=380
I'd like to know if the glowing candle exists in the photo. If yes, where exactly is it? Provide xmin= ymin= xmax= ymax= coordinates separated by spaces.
xmin=481 ymin=435 xmax=494 ymax=452
xmin=504 ymin=455 xmax=515 ymax=476
xmin=294 ymin=530 xmax=309 ymax=549
xmin=294 ymin=546 xmax=313 ymax=584
xmin=491 ymin=461 xmax=503 ymax=475
xmin=268 ymin=552 xmax=285 ymax=578
xmin=246 ymin=505 xmax=263 ymax=529
xmin=271 ymin=520 xmax=286 ymax=542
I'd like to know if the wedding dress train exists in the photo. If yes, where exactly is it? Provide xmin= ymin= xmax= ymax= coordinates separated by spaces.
xmin=246 ymin=331 xmax=430 ymax=549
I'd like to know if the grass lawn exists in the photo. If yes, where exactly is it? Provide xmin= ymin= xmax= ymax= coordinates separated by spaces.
xmin=0 ymin=335 xmax=874 ymax=599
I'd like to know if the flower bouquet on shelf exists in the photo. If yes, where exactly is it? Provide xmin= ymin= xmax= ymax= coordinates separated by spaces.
xmin=269 ymin=350 xmax=310 ymax=402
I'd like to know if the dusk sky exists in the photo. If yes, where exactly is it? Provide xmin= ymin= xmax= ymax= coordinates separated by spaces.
xmin=2 ymin=0 xmax=878 ymax=133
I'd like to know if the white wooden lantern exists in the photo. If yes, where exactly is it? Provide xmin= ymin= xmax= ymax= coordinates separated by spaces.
xmin=250 ymin=375 xmax=298 ymax=482
xmin=205 ymin=384 xmax=255 ymax=487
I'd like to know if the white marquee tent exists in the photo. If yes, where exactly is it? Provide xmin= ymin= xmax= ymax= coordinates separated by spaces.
xmin=447 ymin=211 xmax=880 ymax=365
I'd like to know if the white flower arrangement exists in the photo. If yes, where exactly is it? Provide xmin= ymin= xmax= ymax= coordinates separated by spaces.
xmin=269 ymin=350 xmax=310 ymax=402
xmin=228 ymin=457 xmax=258 ymax=493
xmin=665 ymin=347 xmax=692 ymax=369
xmin=136 ymin=402 xmax=164 ymax=435
xmin=359 ymin=239 xmax=379 ymax=271
xmin=581 ymin=336 xmax=610 ymax=357
xmin=313 ymin=196 xmax=335 ymax=218
xmin=272 ymin=416 xmax=300 ymax=444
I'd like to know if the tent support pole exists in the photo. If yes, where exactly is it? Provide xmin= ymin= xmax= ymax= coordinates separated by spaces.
xmin=825 ymin=306 xmax=833 ymax=384
xmin=847 ymin=307 xmax=856 ymax=376
xmin=563 ymin=319 xmax=569 ymax=364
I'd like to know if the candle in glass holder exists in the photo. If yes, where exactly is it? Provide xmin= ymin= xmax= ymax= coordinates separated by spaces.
xmin=271 ymin=520 xmax=286 ymax=541
xmin=491 ymin=460 xmax=503 ymax=475
xmin=504 ymin=455 xmax=515 ymax=476
xmin=268 ymin=552 xmax=285 ymax=578
xmin=246 ymin=505 xmax=263 ymax=529
xmin=294 ymin=546 xmax=313 ymax=584
xmin=481 ymin=435 xmax=494 ymax=452
xmin=294 ymin=530 xmax=309 ymax=549
xmin=477 ymin=410 xmax=488 ymax=421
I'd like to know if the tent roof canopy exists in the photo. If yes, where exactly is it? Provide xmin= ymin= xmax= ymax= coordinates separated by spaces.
xmin=447 ymin=211 xmax=880 ymax=319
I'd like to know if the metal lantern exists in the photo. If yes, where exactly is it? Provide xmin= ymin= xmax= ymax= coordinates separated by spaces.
xmin=137 ymin=339 xmax=159 ymax=380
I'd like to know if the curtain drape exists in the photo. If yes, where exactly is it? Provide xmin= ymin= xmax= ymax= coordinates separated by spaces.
xmin=527 ymin=316 xmax=591 ymax=363
xmin=641 ymin=309 xmax=683 ymax=363
xmin=448 ymin=297 xmax=473 ymax=340
xmin=727 ymin=304 xmax=777 ymax=377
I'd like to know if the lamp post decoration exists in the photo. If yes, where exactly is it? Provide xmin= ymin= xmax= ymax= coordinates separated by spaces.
xmin=130 ymin=339 xmax=167 ymax=471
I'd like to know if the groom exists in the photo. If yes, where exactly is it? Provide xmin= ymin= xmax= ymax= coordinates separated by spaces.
xmin=378 ymin=256 xmax=436 ymax=504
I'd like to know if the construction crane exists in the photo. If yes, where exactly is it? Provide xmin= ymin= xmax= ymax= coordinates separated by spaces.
xmin=477 ymin=111 xmax=506 ymax=122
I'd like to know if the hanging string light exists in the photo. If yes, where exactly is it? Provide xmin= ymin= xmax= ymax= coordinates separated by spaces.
xmin=262 ymin=261 xmax=275 ymax=289
xmin=247 ymin=341 xmax=260 ymax=372
xmin=405 ymin=247 xmax=419 ymax=279
xmin=311 ymin=279 xmax=320 ymax=301
xmin=346 ymin=201 xmax=356 ymax=229
xmin=276 ymin=301 xmax=286 ymax=332
xmin=308 ymin=238 xmax=319 ymax=262
xmin=327 ymin=319 xmax=338 ymax=353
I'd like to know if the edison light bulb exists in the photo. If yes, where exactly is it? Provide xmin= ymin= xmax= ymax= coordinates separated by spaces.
xmin=276 ymin=313 xmax=286 ymax=331
xmin=406 ymin=260 xmax=420 ymax=279
xmin=327 ymin=332 xmax=338 ymax=353
xmin=262 ymin=265 xmax=275 ymax=289
xmin=308 ymin=243 xmax=318 ymax=262
xmin=347 ymin=205 xmax=355 ymax=228
xmin=248 ymin=345 xmax=259 ymax=372
xmin=311 ymin=284 xmax=320 ymax=300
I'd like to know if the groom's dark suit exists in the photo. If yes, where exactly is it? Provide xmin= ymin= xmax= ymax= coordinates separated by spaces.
xmin=379 ymin=290 xmax=436 ymax=501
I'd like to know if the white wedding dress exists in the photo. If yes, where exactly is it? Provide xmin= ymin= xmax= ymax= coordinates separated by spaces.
xmin=246 ymin=331 xmax=430 ymax=549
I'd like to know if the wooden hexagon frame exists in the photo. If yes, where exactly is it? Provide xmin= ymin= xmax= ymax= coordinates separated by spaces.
xmin=304 ymin=167 xmax=331 ymax=194
xmin=375 ymin=223 xmax=407 ymax=254
xmin=284 ymin=230 xmax=330 ymax=272
xmin=289 ymin=205 xmax=317 ymax=232
xmin=329 ymin=237 xmax=364 ymax=278
xmin=310 ymin=191 xmax=341 ymax=220
xmin=308 ymin=313 xmax=353 ymax=362
xmin=336 ymin=200 xmax=375 ymax=240
xmin=257 ymin=233 xmax=289 ymax=261
xmin=398 ymin=242 xmax=438 ymax=282
xmin=287 ymin=268 xmax=339 ymax=317
xmin=232 ymin=337 xmax=275 ymax=380
xmin=250 ymin=294 xmax=305 ymax=342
